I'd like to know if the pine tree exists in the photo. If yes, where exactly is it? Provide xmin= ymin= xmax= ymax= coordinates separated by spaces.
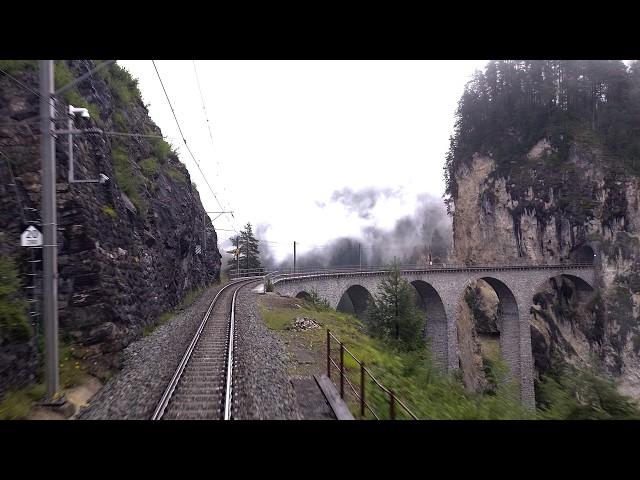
xmin=365 ymin=261 xmax=424 ymax=351
xmin=225 ymin=222 xmax=262 ymax=274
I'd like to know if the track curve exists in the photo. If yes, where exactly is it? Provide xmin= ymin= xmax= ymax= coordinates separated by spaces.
xmin=151 ymin=278 xmax=259 ymax=420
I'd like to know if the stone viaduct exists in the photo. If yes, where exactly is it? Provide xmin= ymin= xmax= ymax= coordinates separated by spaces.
xmin=270 ymin=262 xmax=596 ymax=408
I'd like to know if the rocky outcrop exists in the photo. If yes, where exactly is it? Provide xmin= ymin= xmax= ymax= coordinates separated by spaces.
xmin=0 ymin=61 xmax=222 ymax=392
xmin=450 ymin=138 xmax=640 ymax=399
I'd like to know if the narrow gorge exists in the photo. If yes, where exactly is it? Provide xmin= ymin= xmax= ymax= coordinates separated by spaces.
xmin=445 ymin=60 xmax=640 ymax=403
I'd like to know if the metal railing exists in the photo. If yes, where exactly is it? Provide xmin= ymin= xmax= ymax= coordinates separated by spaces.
xmin=228 ymin=268 xmax=272 ymax=280
xmin=266 ymin=262 xmax=595 ymax=285
xmin=326 ymin=329 xmax=418 ymax=420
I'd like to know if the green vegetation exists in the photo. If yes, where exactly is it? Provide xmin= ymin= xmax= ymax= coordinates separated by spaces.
xmin=165 ymin=164 xmax=187 ymax=184
xmin=536 ymin=366 xmax=640 ymax=419
xmin=98 ymin=62 xmax=141 ymax=107
xmin=140 ymin=157 xmax=160 ymax=177
xmin=58 ymin=342 xmax=85 ymax=389
xmin=444 ymin=60 xmax=640 ymax=217
xmin=0 ymin=256 xmax=31 ymax=342
xmin=112 ymin=110 xmax=127 ymax=130
xmin=101 ymin=205 xmax=117 ymax=218
xmin=54 ymin=61 xmax=101 ymax=122
xmin=0 ymin=60 xmax=37 ymax=75
xmin=151 ymin=138 xmax=173 ymax=164
xmin=111 ymin=146 xmax=147 ymax=215
xmin=307 ymin=289 xmax=331 ymax=311
xmin=265 ymin=278 xmax=274 ymax=292
xmin=0 ymin=338 xmax=87 ymax=419
xmin=261 ymin=302 xmax=528 ymax=419
xmin=144 ymin=284 xmax=210 ymax=337
xmin=262 ymin=297 xmax=640 ymax=419
xmin=365 ymin=262 xmax=424 ymax=351
xmin=0 ymin=383 xmax=45 ymax=420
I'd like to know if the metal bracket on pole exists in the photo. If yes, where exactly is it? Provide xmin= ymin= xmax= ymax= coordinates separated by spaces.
xmin=57 ymin=117 xmax=106 ymax=184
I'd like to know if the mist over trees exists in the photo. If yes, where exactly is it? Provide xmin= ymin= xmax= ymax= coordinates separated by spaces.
xmin=444 ymin=60 xmax=640 ymax=213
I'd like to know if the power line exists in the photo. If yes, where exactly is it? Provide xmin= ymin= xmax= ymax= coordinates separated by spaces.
xmin=102 ymin=130 xmax=164 ymax=139
xmin=191 ymin=60 xmax=235 ymax=232
xmin=151 ymin=60 xmax=237 ymax=234
xmin=192 ymin=61 xmax=215 ymax=148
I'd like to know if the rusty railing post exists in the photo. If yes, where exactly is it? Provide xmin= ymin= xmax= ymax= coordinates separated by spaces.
xmin=389 ymin=390 xmax=396 ymax=420
xmin=327 ymin=329 xmax=331 ymax=378
xmin=339 ymin=342 xmax=344 ymax=399
xmin=360 ymin=361 xmax=365 ymax=418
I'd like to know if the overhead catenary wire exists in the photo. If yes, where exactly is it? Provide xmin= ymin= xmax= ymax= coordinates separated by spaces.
xmin=190 ymin=60 xmax=235 ymax=232
xmin=2 ymin=61 xmax=238 ymax=234
xmin=151 ymin=60 xmax=237 ymax=234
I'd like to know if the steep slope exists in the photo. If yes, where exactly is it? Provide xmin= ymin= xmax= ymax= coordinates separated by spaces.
xmin=444 ymin=60 xmax=640 ymax=399
xmin=0 ymin=60 xmax=222 ymax=394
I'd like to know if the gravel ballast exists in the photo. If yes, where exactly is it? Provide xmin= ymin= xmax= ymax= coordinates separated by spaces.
xmin=79 ymin=283 xmax=227 ymax=420
xmin=231 ymin=287 xmax=301 ymax=420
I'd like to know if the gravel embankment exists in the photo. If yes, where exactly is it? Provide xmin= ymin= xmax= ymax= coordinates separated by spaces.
xmin=232 ymin=287 xmax=301 ymax=419
xmin=78 ymin=283 xmax=226 ymax=420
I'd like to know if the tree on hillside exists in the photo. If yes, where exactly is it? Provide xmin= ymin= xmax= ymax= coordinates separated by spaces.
xmin=365 ymin=261 xmax=424 ymax=350
xmin=443 ymin=60 xmax=640 ymax=213
xmin=225 ymin=223 xmax=262 ymax=274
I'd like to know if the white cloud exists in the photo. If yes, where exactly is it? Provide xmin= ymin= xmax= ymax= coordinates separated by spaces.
xmin=118 ymin=60 xmax=487 ymax=261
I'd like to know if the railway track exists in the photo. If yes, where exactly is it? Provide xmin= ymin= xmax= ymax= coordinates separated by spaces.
xmin=151 ymin=278 xmax=259 ymax=420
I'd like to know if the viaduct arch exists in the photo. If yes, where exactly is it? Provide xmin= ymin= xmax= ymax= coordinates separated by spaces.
xmin=270 ymin=264 xmax=595 ymax=408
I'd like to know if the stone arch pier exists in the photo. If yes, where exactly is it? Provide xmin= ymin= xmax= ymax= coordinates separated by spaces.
xmin=271 ymin=264 xmax=595 ymax=408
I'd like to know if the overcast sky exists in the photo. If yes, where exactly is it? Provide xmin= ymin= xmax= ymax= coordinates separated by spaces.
xmin=118 ymin=60 xmax=488 ymax=261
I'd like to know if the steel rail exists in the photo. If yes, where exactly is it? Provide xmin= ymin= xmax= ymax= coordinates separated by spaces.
xmin=151 ymin=277 xmax=260 ymax=420
xmin=224 ymin=282 xmax=241 ymax=420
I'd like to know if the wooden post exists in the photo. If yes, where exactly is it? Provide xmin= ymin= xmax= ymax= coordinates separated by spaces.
xmin=339 ymin=343 xmax=344 ymax=399
xmin=360 ymin=362 xmax=365 ymax=418
xmin=326 ymin=329 xmax=331 ymax=378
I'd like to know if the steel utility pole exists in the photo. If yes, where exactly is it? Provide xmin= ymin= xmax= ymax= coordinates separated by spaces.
xmin=245 ymin=231 xmax=249 ymax=273
xmin=359 ymin=243 xmax=362 ymax=272
xmin=40 ymin=60 xmax=59 ymax=400
xmin=293 ymin=241 xmax=296 ymax=274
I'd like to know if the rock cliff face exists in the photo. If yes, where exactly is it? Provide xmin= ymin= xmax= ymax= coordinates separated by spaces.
xmin=450 ymin=139 xmax=640 ymax=399
xmin=0 ymin=60 xmax=222 ymax=394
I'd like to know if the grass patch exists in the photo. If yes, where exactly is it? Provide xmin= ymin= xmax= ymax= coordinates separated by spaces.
xmin=139 ymin=157 xmax=160 ymax=177
xmin=0 ymin=383 xmax=45 ymax=420
xmin=112 ymin=110 xmax=127 ymax=130
xmin=151 ymin=138 xmax=173 ymax=164
xmin=261 ymin=300 xmax=531 ymax=420
xmin=54 ymin=61 xmax=102 ymax=122
xmin=143 ymin=311 xmax=172 ymax=337
xmin=98 ymin=62 xmax=141 ymax=107
xmin=0 ymin=339 xmax=87 ymax=419
xmin=111 ymin=146 xmax=147 ymax=215
xmin=59 ymin=343 xmax=85 ymax=389
xmin=143 ymin=284 xmax=212 ymax=337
